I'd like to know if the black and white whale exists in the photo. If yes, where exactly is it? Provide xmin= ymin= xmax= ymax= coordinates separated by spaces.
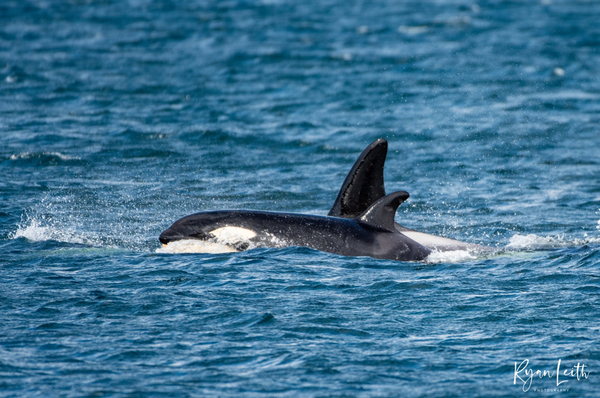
xmin=159 ymin=190 xmax=432 ymax=261
xmin=159 ymin=138 xmax=493 ymax=261
xmin=328 ymin=138 xmax=494 ymax=252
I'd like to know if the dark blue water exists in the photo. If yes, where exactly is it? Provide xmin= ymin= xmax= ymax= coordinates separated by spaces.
xmin=2 ymin=1 xmax=600 ymax=396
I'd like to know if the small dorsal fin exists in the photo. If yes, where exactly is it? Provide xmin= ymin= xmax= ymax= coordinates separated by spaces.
xmin=328 ymin=138 xmax=388 ymax=218
xmin=356 ymin=191 xmax=409 ymax=232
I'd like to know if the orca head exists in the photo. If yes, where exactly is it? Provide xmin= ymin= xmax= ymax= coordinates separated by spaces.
xmin=159 ymin=212 xmax=258 ymax=251
xmin=159 ymin=212 xmax=226 ymax=244
xmin=159 ymin=219 xmax=209 ymax=244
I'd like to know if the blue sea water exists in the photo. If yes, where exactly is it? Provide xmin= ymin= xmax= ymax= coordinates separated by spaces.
xmin=1 ymin=0 xmax=600 ymax=396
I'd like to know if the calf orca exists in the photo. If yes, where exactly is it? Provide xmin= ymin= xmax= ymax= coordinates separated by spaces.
xmin=159 ymin=191 xmax=432 ymax=261
xmin=329 ymin=139 xmax=494 ymax=252
xmin=159 ymin=138 xmax=493 ymax=261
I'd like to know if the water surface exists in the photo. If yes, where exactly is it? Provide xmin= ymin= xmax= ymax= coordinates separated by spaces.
xmin=1 ymin=1 xmax=599 ymax=396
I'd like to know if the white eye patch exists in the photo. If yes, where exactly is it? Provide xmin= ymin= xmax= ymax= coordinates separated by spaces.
xmin=209 ymin=226 xmax=257 ymax=242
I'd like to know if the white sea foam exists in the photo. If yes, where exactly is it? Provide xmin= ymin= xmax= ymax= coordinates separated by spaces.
xmin=425 ymin=250 xmax=477 ymax=264
xmin=263 ymin=232 xmax=288 ymax=248
xmin=507 ymin=234 xmax=600 ymax=249
xmin=156 ymin=239 xmax=238 ymax=254
xmin=9 ymin=152 xmax=79 ymax=161
xmin=13 ymin=220 xmax=54 ymax=241
xmin=12 ymin=219 xmax=91 ymax=245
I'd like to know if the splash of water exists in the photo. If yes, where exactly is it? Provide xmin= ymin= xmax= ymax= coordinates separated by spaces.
xmin=12 ymin=218 xmax=91 ymax=245
xmin=9 ymin=152 xmax=79 ymax=161
xmin=425 ymin=250 xmax=477 ymax=263
xmin=156 ymin=239 xmax=238 ymax=254
xmin=507 ymin=234 xmax=600 ymax=249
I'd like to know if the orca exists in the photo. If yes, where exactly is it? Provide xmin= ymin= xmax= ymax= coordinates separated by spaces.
xmin=160 ymin=138 xmax=494 ymax=260
xmin=159 ymin=191 xmax=432 ymax=261
xmin=329 ymin=139 xmax=494 ymax=252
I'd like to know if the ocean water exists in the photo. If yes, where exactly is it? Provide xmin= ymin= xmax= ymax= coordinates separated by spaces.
xmin=1 ymin=0 xmax=600 ymax=396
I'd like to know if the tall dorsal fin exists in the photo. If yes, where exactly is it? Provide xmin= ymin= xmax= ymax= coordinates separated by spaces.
xmin=356 ymin=191 xmax=409 ymax=232
xmin=328 ymin=138 xmax=388 ymax=218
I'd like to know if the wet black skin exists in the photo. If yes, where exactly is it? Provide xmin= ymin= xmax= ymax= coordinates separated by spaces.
xmin=328 ymin=138 xmax=495 ymax=252
xmin=160 ymin=191 xmax=432 ymax=262
xmin=160 ymin=138 xmax=494 ymax=260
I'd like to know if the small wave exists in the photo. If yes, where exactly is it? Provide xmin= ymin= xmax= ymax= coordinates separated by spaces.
xmin=156 ymin=239 xmax=238 ymax=254
xmin=12 ymin=219 xmax=98 ymax=246
xmin=9 ymin=152 xmax=80 ymax=161
xmin=397 ymin=25 xmax=429 ymax=35
xmin=507 ymin=234 xmax=600 ymax=250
